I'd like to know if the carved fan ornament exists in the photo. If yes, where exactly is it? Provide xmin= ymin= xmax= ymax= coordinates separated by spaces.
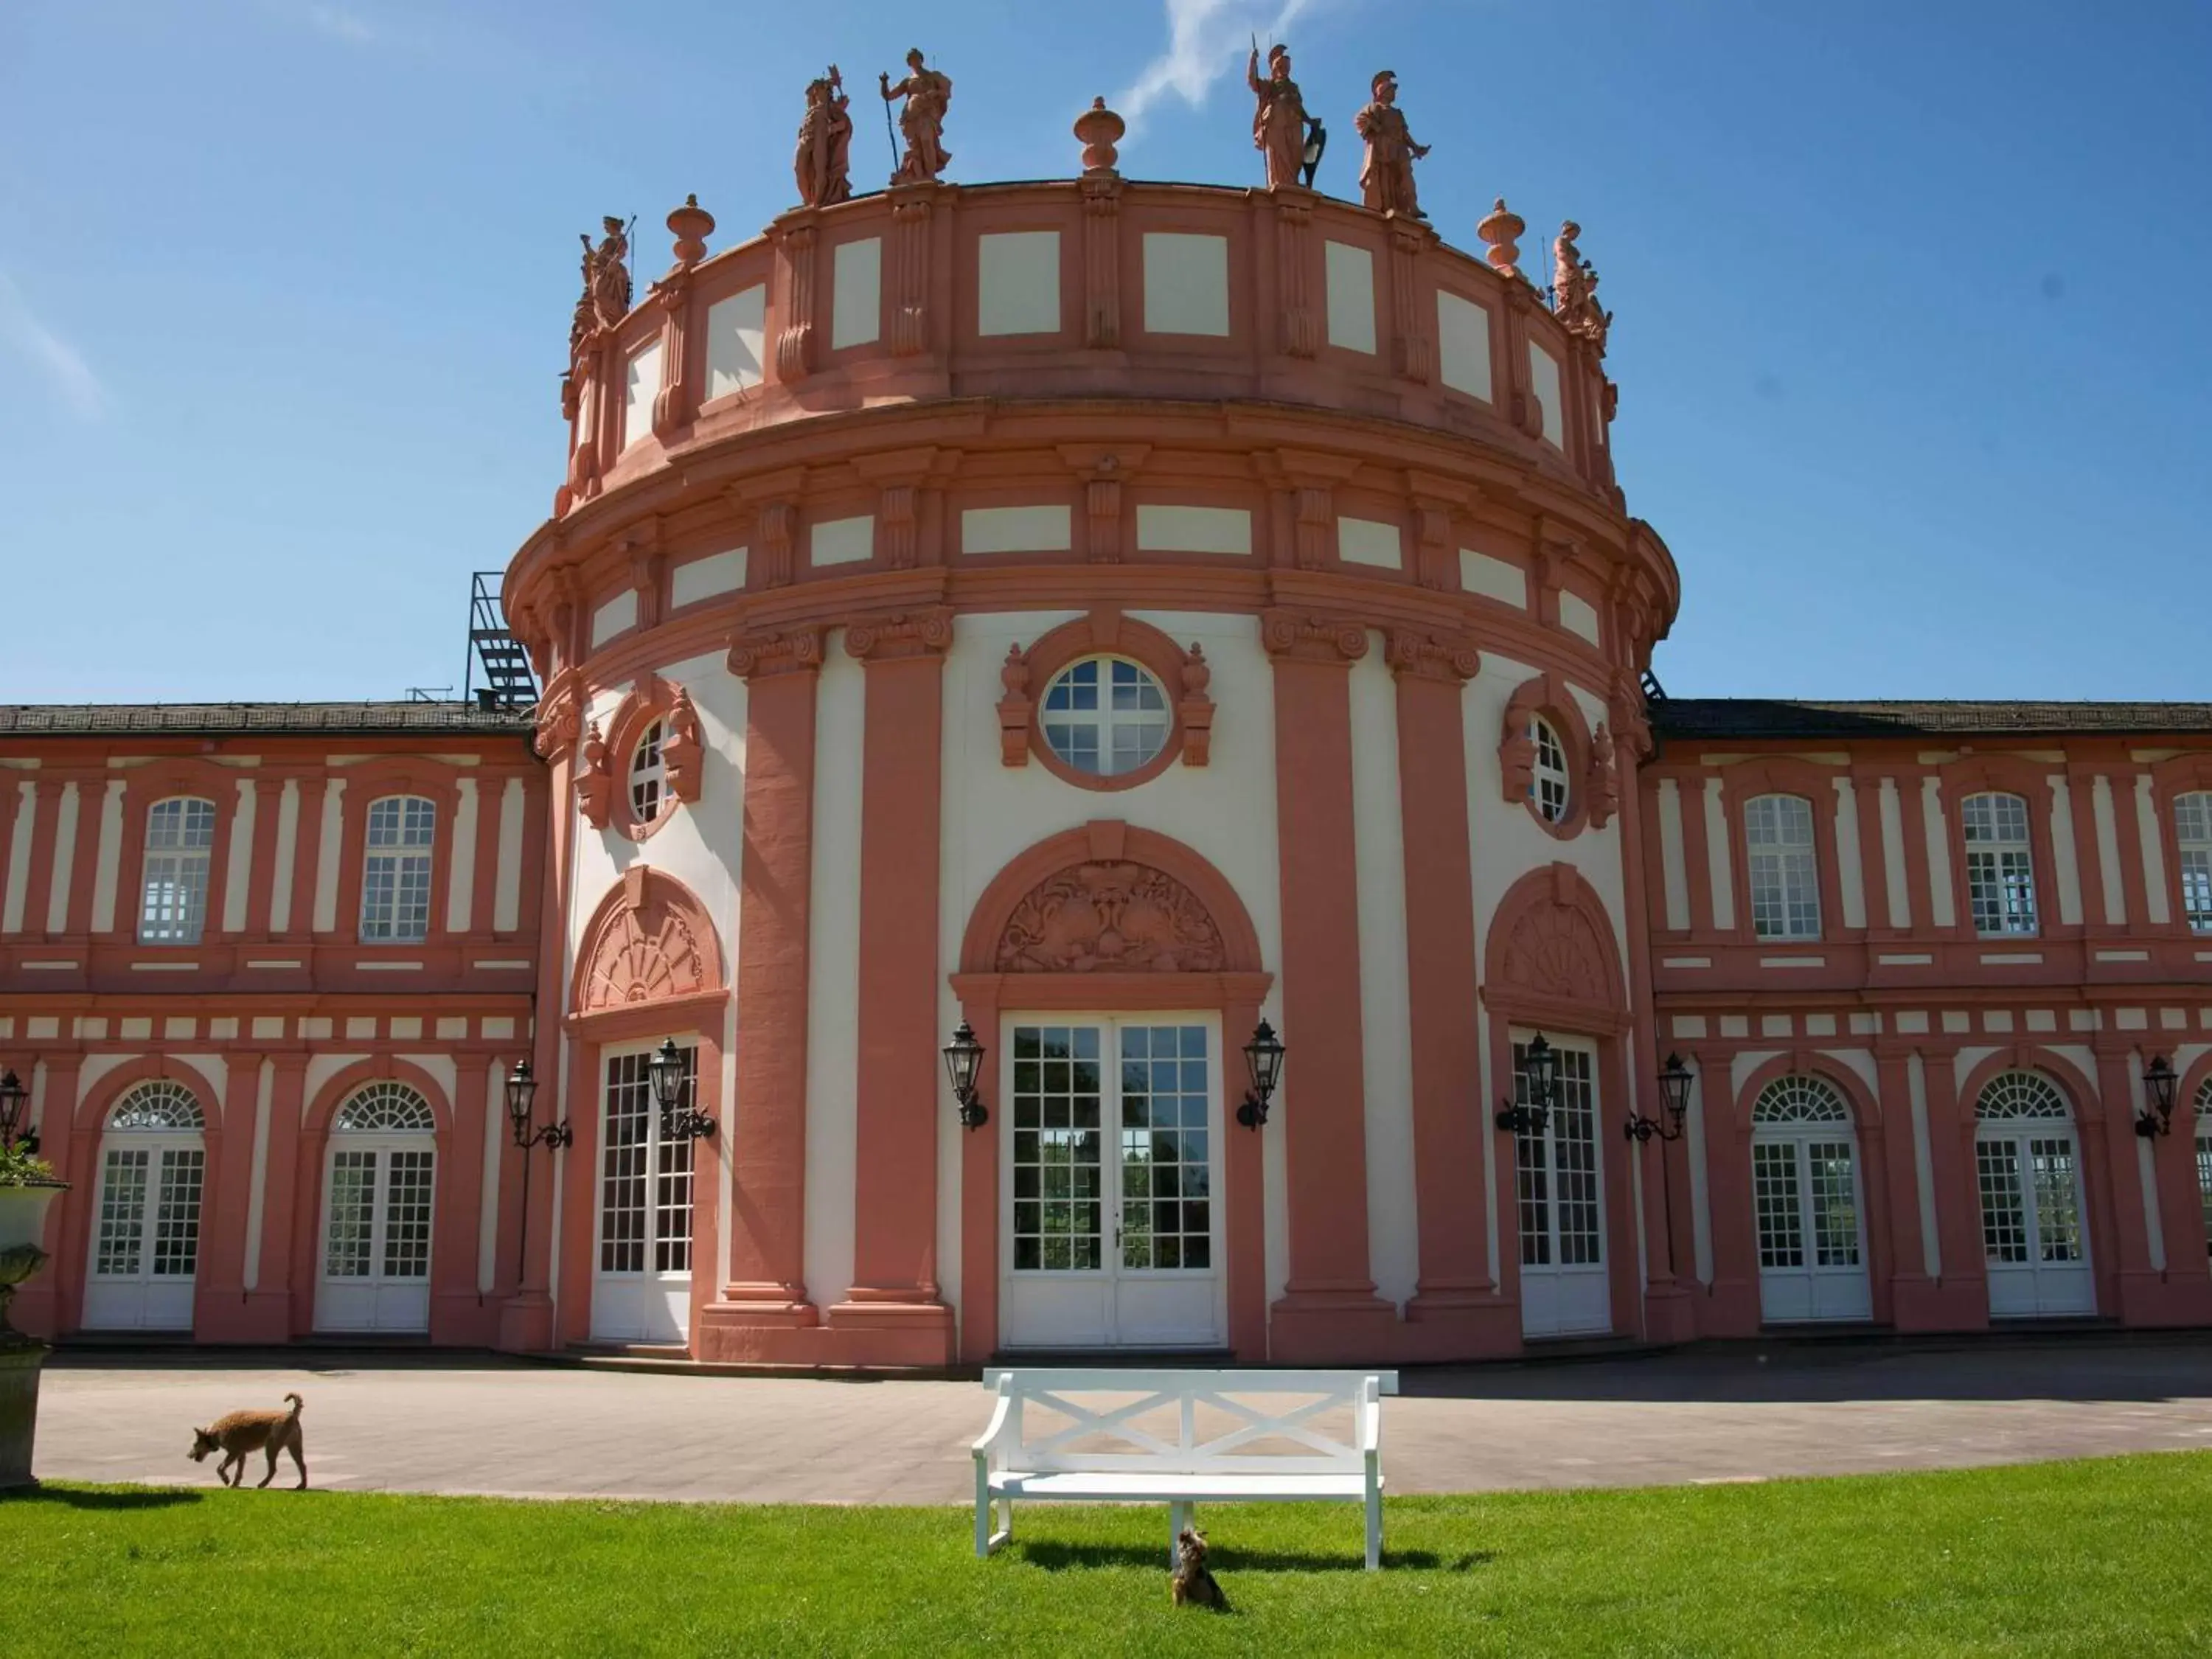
xmin=995 ymin=860 xmax=1226 ymax=973
xmin=1497 ymin=900 xmax=1611 ymax=1006
xmin=582 ymin=896 xmax=708 ymax=1010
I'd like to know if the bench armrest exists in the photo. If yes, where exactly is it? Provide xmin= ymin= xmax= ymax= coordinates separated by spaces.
xmin=972 ymin=1375 xmax=1016 ymax=1471
xmin=1357 ymin=1376 xmax=1383 ymax=1457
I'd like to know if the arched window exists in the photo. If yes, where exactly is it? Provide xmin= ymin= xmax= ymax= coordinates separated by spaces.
xmin=1745 ymin=795 xmax=1820 ymax=941
xmin=1974 ymin=1071 xmax=2069 ymax=1121
xmin=1750 ymin=1074 xmax=1850 ymax=1127
xmin=629 ymin=719 xmax=667 ymax=822
xmin=1530 ymin=716 xmax=1571 ymax=824
xmin=139 ymin=797 xmax=216 ymax=945
xmin=2176 ymin=792 xmax=2212 ymax=933
xmin=331 ymin=1081 xmax=437 ymax=1134
xmin=1961 ymin=792 xmax=2037 ymax=937
xmin=107 ymin=1079 xmax=207 ymax=1131
xmin=1040 ymin=657 xmax=1170 ymax=777
xmin=361 ymin=795 xmax=437 ymax=943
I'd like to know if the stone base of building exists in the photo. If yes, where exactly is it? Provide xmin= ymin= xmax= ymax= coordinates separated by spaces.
xmin=695 ymin=1294 xmax=956 ymax=1367
xmin=1638 ymin=1282 xmax=1700 ymax=1344
xmin=1267 ymin=1287 xmax=1402 ymax=1363
xmin=496 ymin=1291 xmax=557 ymax=1354
xmin=2115 ymin=1270 xmax=2212 ymax=1327
xmin=1892 ymin=1275 xmax=1989 ymax=1332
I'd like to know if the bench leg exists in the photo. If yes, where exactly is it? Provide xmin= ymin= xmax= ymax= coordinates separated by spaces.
xmin=998 ymin=1497 xmax=1013 ymax=1545
xmin=1365 ymin=1496 xmax=1381 ymax=1571
xmin=1169 ymin=1500 xmax=1189 ymax=1569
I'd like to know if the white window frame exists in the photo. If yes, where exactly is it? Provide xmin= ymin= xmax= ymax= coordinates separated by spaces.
xmin=1961 ymin=791 xmax=2038 ymax=937
xmin=1039 ymin=655 xmax=1172 ymax=778
xmin=360 ymin=794 xmax=437 ymax=944
xmin=630 ymin=719 xmax=667 ymax=823
xmin=2176 ymin=791 xmax=2212 ymax=933
xmin=1531 ymin=717 xmax=1571 ymax=824
xmin=1745 ymin=793 xmax=1822 ymax=941
xmin=138 ymin=796 xmax=216 ymax=945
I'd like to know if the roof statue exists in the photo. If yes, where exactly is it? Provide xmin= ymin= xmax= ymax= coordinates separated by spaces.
xmin=1246 ymin=41 xmax=1316 ymax=191
xmin=881 ymin=48 xmax=952 ymax=184
xmin=795 ymin=66 xmax=855 ymax=208
xmin=1553 ymin=220 xmax=1613 ymax=353
xmin=1354 ymin=70 xmax=1429 ymax=219
xmin=579 ymin=215 xmax=632 ymax=335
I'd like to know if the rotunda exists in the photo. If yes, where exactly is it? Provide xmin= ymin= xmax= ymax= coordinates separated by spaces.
xmin=504 ymin=69 xmax=1681 ymax=1365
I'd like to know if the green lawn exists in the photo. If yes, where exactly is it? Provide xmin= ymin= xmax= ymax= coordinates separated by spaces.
xmin=4 ymin=1454 xmax=2209 ymax=1656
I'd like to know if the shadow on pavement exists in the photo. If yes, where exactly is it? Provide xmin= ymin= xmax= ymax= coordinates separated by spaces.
xmin=1401 ymin=1331 xmax=2212 ymax=1406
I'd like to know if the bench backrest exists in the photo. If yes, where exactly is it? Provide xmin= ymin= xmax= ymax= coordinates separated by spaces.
xmin=981 ymin=1368 xmax=1397 ymax=1475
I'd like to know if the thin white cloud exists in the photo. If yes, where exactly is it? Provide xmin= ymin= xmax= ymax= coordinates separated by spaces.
xmin=305 ymin=4 xmax=375 ymax=45
xmin=0 ymin=271 xmax=104 ymax=421
xmin=1115 ymin=0 xmax=1326 ymax=133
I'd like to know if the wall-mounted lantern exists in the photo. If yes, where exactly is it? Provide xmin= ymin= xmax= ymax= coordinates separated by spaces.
xmin=649 ymin=1037 xmax=716 ymax=1141
xmin=943 ymin=1021 xmax=988 ymax=1130
xmin=2138 ymin=1054 xmax=2180 ymax=1140
xmin=0 ymin=1068 xmax=35 ymax=1157
xmin=1626 ymin=1052 xmax=1694 ymax=1144
xmin=1237 ymin=1020 xmax=1287 ymax=1130
xmin=504 ymin=1059 xmax=571 ymax=1152
xmin=1495 ymin=1032 xmax=1557 ymax=1135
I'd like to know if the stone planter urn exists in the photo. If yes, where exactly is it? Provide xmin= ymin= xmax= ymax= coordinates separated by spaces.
xmin=0 ymin=1179 xmax=65 ymax=1489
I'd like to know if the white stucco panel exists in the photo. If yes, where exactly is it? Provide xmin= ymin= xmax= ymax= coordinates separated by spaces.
xmin=704 ymin=283 xmax=766 ymax=402
xmin=1436 ymin=289 xmax=1492 ymax=401
xmin=832 ymin=237 xmax=882 ymax=350
xmin=1324 ymin=240 xmax=1376 ymax=355
xmin=977 ymin=230 xmax=1061 ymax=336
xmin=962 ymin=505 xmax=1072 ymax=555
xmin=1141 ymin=233 xmax=1229 ymax=337
xmin=671 ymin=547 xmax=748 ymax=610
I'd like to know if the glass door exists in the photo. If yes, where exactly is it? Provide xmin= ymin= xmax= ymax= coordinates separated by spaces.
xmin=83 ymin=1139 xmax=204 ymax=1331
xmin=1978 ymin=1130 xmax=2094 ymax=1316
xmin=1001 ymin=1019 xmax=1222 ymax=1349
xmin=1514 ymin=1039 xmax=1610 ymax=1338
xmin=591 ymin=1046 xmax=696 ymax=1343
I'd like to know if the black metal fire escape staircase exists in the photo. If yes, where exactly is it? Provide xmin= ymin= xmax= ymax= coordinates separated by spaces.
xmin=465 ymin=571 xmax=538 ymax=709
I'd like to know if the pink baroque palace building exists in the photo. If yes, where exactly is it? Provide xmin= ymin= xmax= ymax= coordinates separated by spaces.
xmin=7 ymin=88 xmax=2212 ymax=1368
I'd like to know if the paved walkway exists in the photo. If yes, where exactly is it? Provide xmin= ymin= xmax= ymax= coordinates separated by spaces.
xmin=29 ymin=1338 xmax=2212 ymax=1503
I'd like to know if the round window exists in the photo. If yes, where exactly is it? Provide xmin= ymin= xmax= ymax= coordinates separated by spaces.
xmin=630 ymin=720 xmax=667 ymax=821
xmin=1531 ymin=716 xmax=1571 ymax=823
xmin=1040 ymin=656 xmax=1170 ymax=777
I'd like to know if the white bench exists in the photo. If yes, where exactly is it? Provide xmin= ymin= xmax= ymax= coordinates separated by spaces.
xmin=972 ymin=1368 xmax=1399 ymax=1570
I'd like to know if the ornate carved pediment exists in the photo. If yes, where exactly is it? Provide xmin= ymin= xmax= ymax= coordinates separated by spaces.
xmin=1496 ymin=899 xmax=1613 ymax=1006
xmin=577 ymin=867 xmax=717 ymax=1013
xmin=996 ymin=860 xmax=1226 ymax=973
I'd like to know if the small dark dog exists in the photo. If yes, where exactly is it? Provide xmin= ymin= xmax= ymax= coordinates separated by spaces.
xmin=1171 ymin=1526 xmax=1227 ymax=1610
xmin=189 ymin=1391 xmax=307 ymax=1489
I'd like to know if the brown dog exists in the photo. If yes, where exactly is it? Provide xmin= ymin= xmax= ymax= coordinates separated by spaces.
xmin=189 ymin=1392 xmax=307 ymax=1489
xmin=1170 ymin=1526 xmax=1227 ymax=1610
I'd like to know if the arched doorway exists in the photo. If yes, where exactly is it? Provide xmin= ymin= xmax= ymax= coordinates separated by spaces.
xmin=1483 ymin=863 xmax=1636 ymax=1344
xmin=1750 ymin=1074 xmax=1871 ymax=1323
xmin=316 ymin=1082 xmax=438 ymax=1333
xmin=954 ymin=820 xmax=1272 ymax=1361
xmin=1974 ymin=1070 xmax=2093 ymax=1318
xmin=83 ymin=1080 xmax=207 ymax=1332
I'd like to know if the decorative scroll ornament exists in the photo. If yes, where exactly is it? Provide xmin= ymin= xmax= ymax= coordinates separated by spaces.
xmin=1585 ymin=721 xmax=1619 ymax=829
xmin=1385 ymin=628 xmax=1481 ymax=683
xmin=1498 ymin=703 xmax=1536 ymax=803
xmin=582 ymin=895 xmax=709 ymax=1011
xmin=1497 ymin=897 xmax=1613 ymax=1006
xmin=998 ymin=643 xmax=1033 ymax=766
xmin=996 ymin=860 xmax=1227 ymax=973
xmin=1259 ymin=608 xmax=1368 ymax=664
xmin=575 ymin=720 xmax=615 ymax=828
xmin=662 ymin=686 xmax=704 ymax=804
xmin=1179 ymin=644 xmax=1215 ymax=765
xmin=533 ymin=681 xmax=581 ymax=761
xmin=727 ymin=625 xmax=824 ymax=680
xmin=844 ymin=606 xmax=954 ymax=661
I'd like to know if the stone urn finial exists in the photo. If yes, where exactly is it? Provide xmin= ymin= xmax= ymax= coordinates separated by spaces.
xmin=667 ymin=194 xmax=715 ymax=267
xmin=1477 ymin=196 xmax=1526 ymax=279
xmin=1075 ymin=97 xmax=1124 ymax=175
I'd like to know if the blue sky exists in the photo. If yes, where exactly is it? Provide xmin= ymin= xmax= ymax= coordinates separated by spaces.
xmin=2 ymin=1 xmax=2207 ymax=703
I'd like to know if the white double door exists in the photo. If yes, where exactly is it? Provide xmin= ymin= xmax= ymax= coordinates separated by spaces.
xmin=83 ymin=1135 xmax=204 ymax=1331
xmin=1000 ymin=1016 xmax=1225 ymax=1351
xmin=316 ymin=1136 xmax=436 ymax=1332
xmin=1978 ymin=1127 xmax=2095 ymax=1317
xmin=591 ymin=1046 xmax=696 ymax=1343
xmin=1753 ymin=1131 xmax=1873 ymax=1322
xmin=1514 ymin=1040 xmax=1611 ymax=1338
